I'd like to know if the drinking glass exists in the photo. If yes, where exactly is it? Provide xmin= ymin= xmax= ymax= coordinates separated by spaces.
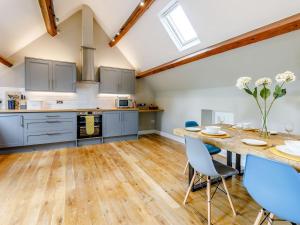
xmin=218 ymin=116 xmax=225 ymax=124
xmin=285 ymin=122 xmax=294 ymax=138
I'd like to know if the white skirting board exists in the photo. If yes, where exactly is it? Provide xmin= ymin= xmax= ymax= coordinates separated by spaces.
xmin=139 ymin=129 xmax=246 ymax=168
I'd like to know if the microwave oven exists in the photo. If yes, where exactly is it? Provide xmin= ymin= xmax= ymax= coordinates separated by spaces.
xmin=115 ymin=98 xmax=133 ymax=108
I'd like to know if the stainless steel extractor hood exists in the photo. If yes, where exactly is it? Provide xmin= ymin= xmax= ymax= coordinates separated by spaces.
xmin=80 ymin=5 xmax=97 ymax=83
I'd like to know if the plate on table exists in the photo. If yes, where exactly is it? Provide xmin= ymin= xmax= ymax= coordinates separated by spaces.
xmin=276 ymin=145 xmax=300 ymax=157
xmin=201 ymin=130 xmax=227 ymax=136
xmin=241 ymin=139 xmax=267 ymax=146
xmin=185 ymin=127 xmax=201 ymax=132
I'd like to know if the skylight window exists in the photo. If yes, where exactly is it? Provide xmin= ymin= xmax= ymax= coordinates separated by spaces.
xmin=160 ymin=1 xmax=200 ymax=51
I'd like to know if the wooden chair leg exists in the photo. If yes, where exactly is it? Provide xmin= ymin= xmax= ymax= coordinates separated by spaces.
xmin=183 ymin=171 xmax=196 ymax=205
xmin=267 ymin=213 xmax=274 ymax=225
xmin=221 ymin=177 xmax=237 ymax=216
xmin=207 ymin=176 xmax=211 ymax=225
xmin=254 ymin=209 xmax=264 ymax=225
xmin=183 ymin=160 xmax=189 ymax=174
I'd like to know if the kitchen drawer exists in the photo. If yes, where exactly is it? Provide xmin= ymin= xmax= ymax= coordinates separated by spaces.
xmin=24 ymin=119 xmax=74 ymax=133
xmin=23 ymin=112 xmax=76 ymax=120
xmin=25 ymin=131 xmax=75 ymax=145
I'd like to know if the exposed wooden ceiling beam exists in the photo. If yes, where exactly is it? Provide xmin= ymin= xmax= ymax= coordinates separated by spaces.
xmin=0 ymin=56 xmax=13 ymax=67
xmin=38 ymin=0 xmax=57 ymax=36
xmin=137 ymin=13 xmax=300 ymax=79
xmin=109 ymin=0 xmax=155 ymax=47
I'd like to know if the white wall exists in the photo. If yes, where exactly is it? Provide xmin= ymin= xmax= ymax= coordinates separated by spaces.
xmin=147 ymin=30 xmax=300 ymax=135
xmin=155 ymin=83 xmax=300 ymax=134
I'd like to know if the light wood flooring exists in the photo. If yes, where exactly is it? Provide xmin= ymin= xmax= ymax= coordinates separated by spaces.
xmin=0 ymin=134 xmax=289 ymax=225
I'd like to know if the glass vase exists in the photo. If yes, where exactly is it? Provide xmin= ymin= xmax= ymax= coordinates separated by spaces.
xmin=260 ymin=115 xmax=270 ymax=139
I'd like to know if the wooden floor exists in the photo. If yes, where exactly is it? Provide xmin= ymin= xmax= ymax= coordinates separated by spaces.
xmin=0 ymin=134 xmax=288 ymax=225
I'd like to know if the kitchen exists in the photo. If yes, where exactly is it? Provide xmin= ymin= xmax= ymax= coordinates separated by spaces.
xmin=0 ymin=1 xmax=300 ymax=225
xmin=0 ymin=5 xmax=162 ymax=151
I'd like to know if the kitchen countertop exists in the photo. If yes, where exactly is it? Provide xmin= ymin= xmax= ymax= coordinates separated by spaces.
xmin=0 ymin=108 xmax=164 ymax=113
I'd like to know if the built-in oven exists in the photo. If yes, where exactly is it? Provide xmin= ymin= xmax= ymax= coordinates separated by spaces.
xmin=77 ymin=111 xmax=102 ymax=140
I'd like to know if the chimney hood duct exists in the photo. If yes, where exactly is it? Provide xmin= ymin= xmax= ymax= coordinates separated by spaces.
xmin=80 ymin=5 xmax=97 ymax=83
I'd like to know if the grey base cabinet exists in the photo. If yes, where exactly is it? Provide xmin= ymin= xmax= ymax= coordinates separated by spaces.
xmin=0 ymin=114 xmax=24 ymax=147
xmin=102 ymin=111 xmax=138 ymax=139
xmin=23 ymin=113 xmax=77 ymax=146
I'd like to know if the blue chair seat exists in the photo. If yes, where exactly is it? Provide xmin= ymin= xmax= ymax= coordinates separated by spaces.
xmin=205 ymin=144 xmax=221 ymax=155
xmin=185 ymin=120 xmax=221 ymax=156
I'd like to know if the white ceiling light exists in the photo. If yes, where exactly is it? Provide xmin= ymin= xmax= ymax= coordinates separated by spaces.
xmin=159 ymin=0 xmax=200 ymax=51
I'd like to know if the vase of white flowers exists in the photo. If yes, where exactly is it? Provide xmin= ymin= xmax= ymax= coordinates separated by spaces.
xmin=236 ymin=71 xmax=296 ymax=138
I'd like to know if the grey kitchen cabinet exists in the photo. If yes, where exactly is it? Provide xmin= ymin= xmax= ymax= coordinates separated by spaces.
xmin=23 ymin=112 xmax=77 ymax=146
xmin=102 ymin=110 xmax=138 ymax=138
xmin=122 ymin=111 xmax=139 ymax=135
xmin=99 ymin=67 xmax=121 ymax=94
xmin=52 ymin=61 xmax=76 ymax=92
xmin=102 ymin=111 xmax=123 ymax=137
xmin=120 ymin=70 xmax=135 ymax=94
xmin=0 ymin=114 xmax=24 ymax=147
xmin=25 ymin=58 xmax=52 ymax=91
xmin=25 ymin=57 xmax=76 ymax=92
xmin=99 ymin=66 xmax=135 ymax=94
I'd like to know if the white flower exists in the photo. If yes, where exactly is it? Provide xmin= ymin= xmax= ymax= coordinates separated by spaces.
xmin=275 ymin=71 xmax=296 ymax=83
xmin=255 ymin=77 xmax=272 ymax=87
xmin=236 ymin=77 xmax=252 ymax=89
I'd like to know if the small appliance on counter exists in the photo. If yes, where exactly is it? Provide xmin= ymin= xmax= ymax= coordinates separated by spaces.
xmin=149 ymin=104 xmax=159 ymax=110
xmin=137 ymin=103 xmax=147 ymax=110
xmin=137 ymin=103 xmax=159 ymax=110
xmin=115 ymin=97 xmax=134 ymax=108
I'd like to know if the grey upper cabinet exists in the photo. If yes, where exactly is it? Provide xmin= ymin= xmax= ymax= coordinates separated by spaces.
xmin=0 ymin=114 xmax=24 ymax=148
xmin=120 ymin=70 xmax=135 ymax=94
xmin=25 ymin=58 xmax=52 ymax=91
xmin=99 ymin=66 xmax=135 ymax=94
xmin=25 ymin=57 xmax=76 ymax=92
xmin=52 ymin=61 xmax=76 ymax=92
xmin=99 ymin=67 xmax=121 ymax=94
xmin=122 ymin=111 xmax=138 ymax=135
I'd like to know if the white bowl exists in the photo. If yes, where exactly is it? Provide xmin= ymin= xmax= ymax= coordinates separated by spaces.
xmin=284 ymin=140 xmax=300 ymax=153
xmin=242 ymin=122 xmax=252 ymax=129
xmin=205 ymin=126 xmax=221 ymax=134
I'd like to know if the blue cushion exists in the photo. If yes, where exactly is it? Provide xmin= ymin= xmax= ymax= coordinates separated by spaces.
xmin=205 ymin=144 xmax=221 ymax=155
xmin=185 ymin=121 xmax=220 ymax=155
xmin=185 ymin=121 xmax=199 ymax=127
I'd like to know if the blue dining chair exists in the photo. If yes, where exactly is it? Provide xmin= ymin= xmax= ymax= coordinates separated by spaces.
xmin=183 ymin=121 xmax=222 ymax=174
xmin=183 ymin=136 xmax=238 ymax=225
xmin=244 ymin=155 xmax=300 ymax=225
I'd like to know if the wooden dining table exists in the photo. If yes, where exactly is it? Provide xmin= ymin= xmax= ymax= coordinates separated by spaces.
xmin=173 ymin=125 xmax=300 ymax=191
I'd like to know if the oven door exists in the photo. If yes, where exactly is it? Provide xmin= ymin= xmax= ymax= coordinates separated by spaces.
xmin=77 ymin=115 xmax=102 ymax=139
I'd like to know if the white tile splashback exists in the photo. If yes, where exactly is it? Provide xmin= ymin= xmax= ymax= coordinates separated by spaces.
xmin=0 ymin=83 xmax=132 ymax=109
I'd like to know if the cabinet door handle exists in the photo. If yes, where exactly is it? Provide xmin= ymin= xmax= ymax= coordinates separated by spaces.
xmin=46 ymin=132 xmax=62 ymax=135
xmin=46 ymin=115 xmax=60 ymax=118
xmin=46 ymin=121 xmax=61 ymax=123
xmin=20 ymin=115 xmax=24 ymax=127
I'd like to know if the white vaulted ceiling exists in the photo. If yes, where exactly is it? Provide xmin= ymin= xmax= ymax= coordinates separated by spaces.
xmin=0 ymin=0 xmax=139 ymax=57
xmin=1 ymin=0 xmax=300 ymax=72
